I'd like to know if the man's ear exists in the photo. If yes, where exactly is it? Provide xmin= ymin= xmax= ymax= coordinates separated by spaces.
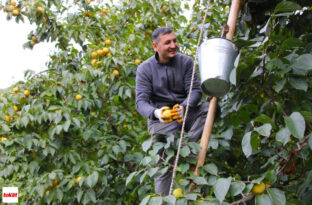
xmin=152 ymin=42 xmax=158 ymax=52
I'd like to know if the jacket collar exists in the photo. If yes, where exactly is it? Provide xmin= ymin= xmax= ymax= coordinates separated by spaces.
xmin=153 ymin=52 xmax=177 ymax=66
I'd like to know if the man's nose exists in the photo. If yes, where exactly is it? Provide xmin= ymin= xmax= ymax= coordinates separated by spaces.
xmin=170 ymin=41 xmax=177 ymax=48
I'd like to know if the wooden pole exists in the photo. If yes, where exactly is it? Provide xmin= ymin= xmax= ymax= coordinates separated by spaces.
xmin=194 ymin=0 xmax=241 ymax=176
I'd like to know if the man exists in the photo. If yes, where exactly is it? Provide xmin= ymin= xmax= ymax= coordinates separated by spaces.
xmin=135 ymin=27 xmax=209 ymax=195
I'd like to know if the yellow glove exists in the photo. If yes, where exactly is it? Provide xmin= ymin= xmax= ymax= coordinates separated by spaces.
xmin=154 ymin=106 xmax=173 ymax=123
xmin=172 ymin=104 xmax=184 ymax=123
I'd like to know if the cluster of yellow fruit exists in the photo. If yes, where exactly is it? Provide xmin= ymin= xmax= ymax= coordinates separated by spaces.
xmin=90 ymin=39 xmax=112 ymax=70
xmin=99 ymin=8 xmax=110 ymax=16
xmin=30 ymin=35 xmax=39 ymax=47
xmin=2 ymin=0 xmax=20 ymax=16
xmin=4 ymin=86 xmax=31 ymax=122
xmin=2 ymin=1 xmax=44 ymax=16
xmin=12 ymin=86 xmax=30 ymax=96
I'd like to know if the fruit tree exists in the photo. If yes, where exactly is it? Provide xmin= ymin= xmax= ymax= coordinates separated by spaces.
xmin=1 ymin=0 xmax=312 ymax=204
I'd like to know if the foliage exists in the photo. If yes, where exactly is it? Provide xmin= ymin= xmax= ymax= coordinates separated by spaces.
xmin=1 ymin=0 xmax=312 ymax=204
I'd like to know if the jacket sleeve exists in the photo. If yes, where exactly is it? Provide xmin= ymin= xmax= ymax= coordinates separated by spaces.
xmin=135 ymin=65 xmax=156 ymax=119
xmin=181 ymin=57 xmax=202 ymax=108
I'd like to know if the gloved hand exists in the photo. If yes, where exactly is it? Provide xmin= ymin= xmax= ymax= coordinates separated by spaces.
xmin=172 ymin=104 xmax=184 ymax=123
xmin=154 ymin=106 xmax=173 ymax=123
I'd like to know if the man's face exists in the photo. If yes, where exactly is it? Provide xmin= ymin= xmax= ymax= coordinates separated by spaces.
xmin=152 ymin=32 xmax=178 ymax=63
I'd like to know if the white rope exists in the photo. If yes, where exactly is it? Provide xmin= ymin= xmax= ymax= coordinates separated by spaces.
xmin=169 ymin=0 xmax=211 ymax=195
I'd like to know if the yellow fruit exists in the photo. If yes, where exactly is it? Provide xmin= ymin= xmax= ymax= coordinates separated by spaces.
xmin=103 ymin=9 xmax=110 ymax=14
xmin=71 ymin=179 xmax=76 ymax=186
xmin=11 ymin=0 xmax=16 ymax=6
xmin=77 ymin=176 xmax=82 ymax=183
xmin=45 ymin=190 xmax=49 ymax=195
xmin=0 ymin=137 xmax=8 ymax=142
xmin=30 ymin=41 xmax=36 ymax=46
xmin=3 ymin=7 xmax=8 ymax=12
xmin=37 ymin=6 xmax=44 ymax=13
xmin=91 ymin=51 xmax=97 ymax=58
xmin=107 ymin=53 xmax=112 ymax=57
xmin=135 ymin=59 xmax=141 ymax=65
xmin=75 ymin=94 xmax=82 ymax=100
xmin=52 ymin=179 xmax=58 ymax=186
xmin=6 ymin=115 xmax=11 ymax=122
xmin=123 ymin=124 xmax=127 ymax=128
xmin=91 ymin=59 xmax=97 ymax=65
xmin=252 ymin=182 xmax=266 ymax=195
xmin=102 ymin=47 xmax=109 ymax=55
xmin=25 ymin=5 xmax=29 ymax=10
xmin=105 ymin=39 xmax=111 ymax=45
xmin=97 ymin=49 xmax=104 ymax=56
xmin=13 ymin=86 xmax=19 ymax=93
xmin=14 ymin=105 xmax=18 ymax=111
xmin=12 ymin=9 xmax=19 ymax=16
xmin=24 ymin=90 xmax=30 ymax=96
xmin=173 ymin=188 xmax=184 ymax=198
xmin=9 ymin=5 xmax=14 ymax=10
xmin=112 ymin=69 xmax=119 ymax=77
xmin=88 ymin=0 xmax=92 ymax=4
xmin=32 ymin=36 xmax=38 ymax=42
xmin=162 ymin=110 xmax=172 ymax=119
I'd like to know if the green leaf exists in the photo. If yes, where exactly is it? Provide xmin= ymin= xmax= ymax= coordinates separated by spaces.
xmin=193 ymin=176 xmax=208 ymax=185
xmin=267 ymin=188 xmax=286 ymax=205
xmin=274 ymin=1 xmax=302 ymax=13
xmin=285 ymin=112 xmax=305 ymax=140
xmin=185 ymin=193 xmax=198 ymax=200
xmin=254 ymin=115 xmax=274 ymax=127
xmin=301 ymin=111 xmax=312 ymax=122
xmin=289 ymin=78 xmax=308 ymax=91
xmin=163 ymin=195 xmax=176 ymax=205
xmin=77 ymin=189 xmax=83 ymax=203
xmin=203 ymin=163 xmax=218 ymax=176
xmin=242 ymin=132 xmax=252 ymax=158
xmin=274 ymin=79 xmax=286 ymax=93
xmin=63 ymin=120 xmax=71 ymax=132
xmin=256 ymin=194 xmax=273 ymax=205
xmin=292 ymin=54 xmax=312 ymax=71
xmin=126 ymin=171 xmax=137 ymax=186
xmin=178 ymin=163 xmax=189 ymax=174
xmin=180 ymin=146 xmax=190 ymax=157
xmin=1 ymin=124 xmax=10 ymax=132
xmin=148 ymin=196 xmax=163 ymax=205
xmin=148 ymin=168 xmax=158 ymax=177
xmin=230 ymin=182 xmax=246 ymax=196
xmin=140 ymin=195 xmax=151 ymax=205
xmin=73 ymin=117 xmax=80 ymax=128
xmin=29 ymin=161 xmax=39 ymax=174
xmin=276 ymin=127 xmax=291 ymax=146
xmin=142 ymin=138 xmax=152 ymax=152
xmin=214 ymin=177 xmax=232 ymax=203
xmin=254 ymin=123 xmax=272 ymax=137
xmin=86 ymin=189 xmax=96 ymax=203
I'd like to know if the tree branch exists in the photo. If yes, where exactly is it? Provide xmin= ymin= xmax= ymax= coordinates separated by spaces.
xmin=231 ymin=193 xmax=254 ymax=205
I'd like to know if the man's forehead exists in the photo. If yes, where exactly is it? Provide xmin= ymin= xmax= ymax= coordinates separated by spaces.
xmin=159 ymin=32 xmax=176 ymax=40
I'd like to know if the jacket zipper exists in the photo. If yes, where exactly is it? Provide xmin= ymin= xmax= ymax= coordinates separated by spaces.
xmin=166 ymin=67 xmax=176 ymax=103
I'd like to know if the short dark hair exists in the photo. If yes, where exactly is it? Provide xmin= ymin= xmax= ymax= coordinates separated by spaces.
xmin=152 ymin=27 xmax=173 ymax=43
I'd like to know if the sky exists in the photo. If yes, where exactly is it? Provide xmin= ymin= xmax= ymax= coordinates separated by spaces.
xmin=0 ymin=11 xmax=55 ymax=89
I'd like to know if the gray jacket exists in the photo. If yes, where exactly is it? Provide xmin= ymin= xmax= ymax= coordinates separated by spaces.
xmin=135 ymin=52 xmax=202 ymax=120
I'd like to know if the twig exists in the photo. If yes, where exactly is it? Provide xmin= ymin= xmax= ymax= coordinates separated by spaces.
xmin=231 ymin=193 xmax=254 ymax=205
